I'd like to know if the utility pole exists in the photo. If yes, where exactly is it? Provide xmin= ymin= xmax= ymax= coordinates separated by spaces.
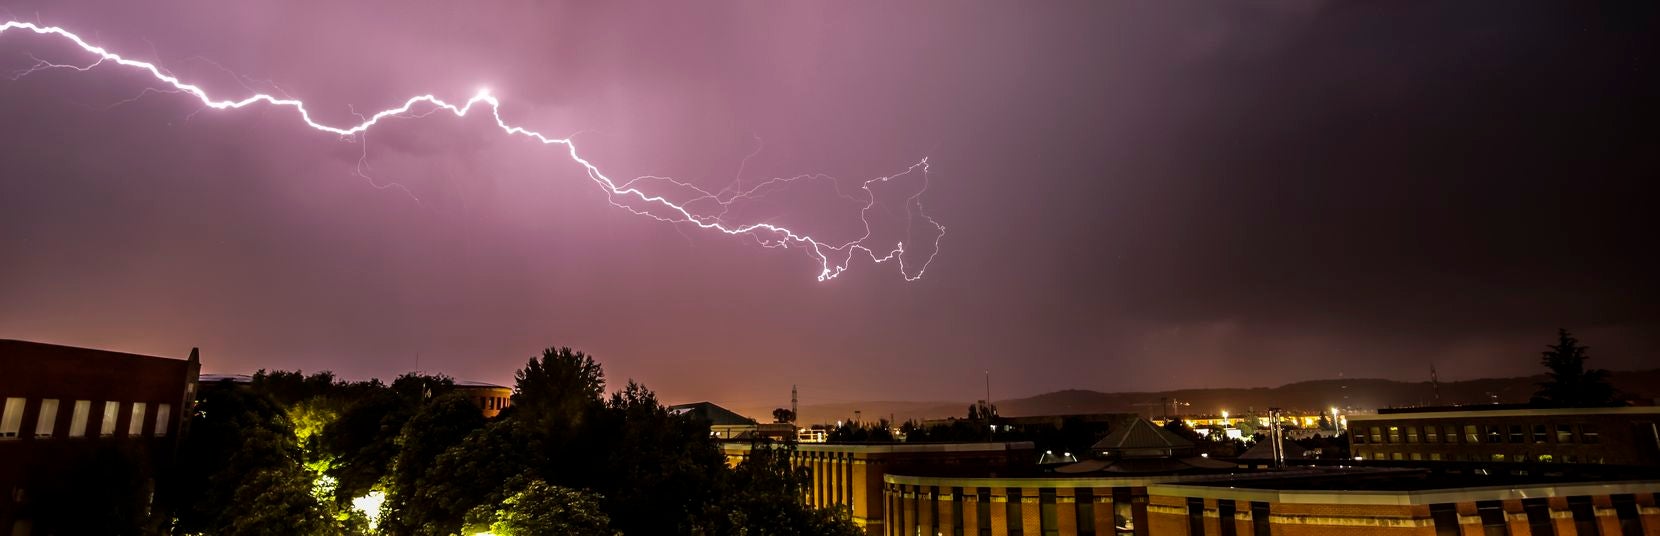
xmin=984 ymin=370 xmax=994 ymax=442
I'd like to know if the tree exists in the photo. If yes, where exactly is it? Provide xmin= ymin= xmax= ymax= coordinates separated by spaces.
xmin=771 ymin=408 xmax=795 ymax=423
xmin=514 ymin=347 xmax=605 ymax=430
xmin=381 ymin=393 xmax=489 ymax=535
xmin=713 ymin=442 xmax=865 ymax=536
xmin=1532 ymin=329 xmax=1619 ymax=407
xmin=463 ymin=480 xmax=613 ymax=536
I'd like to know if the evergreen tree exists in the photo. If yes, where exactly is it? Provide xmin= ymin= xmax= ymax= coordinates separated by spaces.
xmin=1531 ymin=329 xmax=1619 ymax=407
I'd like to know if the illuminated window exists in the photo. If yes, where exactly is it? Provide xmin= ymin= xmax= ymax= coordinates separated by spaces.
xmin=101 ymin=402 xmax=119 ymax=437
xmin=1430 ymin=453 xmax=1443 ymax=461
xmin=129 ymin=402 xmax=147 ymax=436
xmin=1372 ymin=452 xmax=1384 ymax=461
xmin=1370 ymin=427 xmax=1382 ymax=444
xmin=1464 ymin=425 xmax=1480 ymax=444
xmin=1390 ymin=452 xmax=1404 ymax=461
xmin=1556 ymin=424 xmax=1574 ymax=443
xmin=0 ymin=398 xmax=23 ymax=439
xmin=69 ymin=401 xmax=91 ymax=438
xmin=1387 ymin=426 xmax=1401 ymax=443
xmin=1444 ymin=425 xmax=1458 ymax=444
xmin=35 ymin=399 xmax=59 ymax=438
xmin=154 ymin=404 xmax=171 ymax=437
xmin=1410 ymin=452 xmax=1423 ymax=461
xmin=1491 ymin=453 xmax=1507 ymax=462
xmin=1538 ymin=454 xmax=1553 ymax=463
xmin=1581 ymin=425 xmax=1599 ymax=444
xmin=1406 ymin=427 xmax=1420 ymax=443
xmin=1425 ymin=426 xmax=1439 ymax=443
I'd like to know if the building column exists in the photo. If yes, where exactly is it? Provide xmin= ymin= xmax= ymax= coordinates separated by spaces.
xmin=1022 ymin=488 xmax=1041 ymax=536
xmin=1203 ymin=498 xmax=1222 ymax=536
xmin=885 ymin=485 xmax=896 ymax=536
xmin=1503 ymin=499 xmax=1532 ymax=536
xmin=940 ymin=489 xmax=958 ymax=536
xmin=921 ymin=487 xmax=937 ymax=536
xmin=1233 ymin=501 xmax=1255 ymax=536
xmin=816 ymin=454 xmax=828 ymax=509
xmin=1593 ymin=495 xmax=1622 ymax=536
xmin=1055 ymin=488 xmax=1077 ymax=535
xmin=1456 ymin=501 xmax=1483 ymax=536
xmin=1093 ymin=488 xmax=1115 ymax=536
xmin=1637 ymin=493 xmax=1660 ymax=536
xmin=990 ymin=488 xmax=1009 ymax=536
xmin=904 ymin=486 xmax=920 ymax=536
xmin=1548 ymin=497 xmax=1576 ymax=536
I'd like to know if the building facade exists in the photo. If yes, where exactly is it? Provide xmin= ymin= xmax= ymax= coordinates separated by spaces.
xmin=0 ymin=339 xmax=201 ymax=535
xmin=454 ymin=380 xmax=513 ymax=418
xmin=883 ymin=471 xmax=1660 ymax=536
xmin=723 ymin=441 xmax=1035 ymax=534
xmin=1349 ymin=406 xmax=1660 ymax=466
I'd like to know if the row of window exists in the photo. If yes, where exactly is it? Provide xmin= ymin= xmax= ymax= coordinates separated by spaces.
xmin=1360 ymin=450 xmax=1605 ymax=464
xmin=1354 ymin=423 xmax=1600 ymax=446
xmin=0 ymin=397 xmax=171 ymax=440
xmin=889 ymin=486 xmax=1149 ymax=536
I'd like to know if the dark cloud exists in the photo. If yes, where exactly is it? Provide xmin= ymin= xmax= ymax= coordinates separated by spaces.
xmin=0 ymin=2 xmax=1655 ymax=412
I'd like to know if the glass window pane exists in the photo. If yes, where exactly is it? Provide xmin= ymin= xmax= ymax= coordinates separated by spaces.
xmin=0 ymin=398 xmax=24 ymax=439
xmin=70 ymin=400 xmax=91 ymax=437
xmin=35 ymin=399 xmax=59 ymax=438
xmin=101 ymin=401 xmax=120 ymax=436
xmin=154 ymin=403 xmax=171 ymax=437
xmin=129 ymin=402 xmax=147 ymax=436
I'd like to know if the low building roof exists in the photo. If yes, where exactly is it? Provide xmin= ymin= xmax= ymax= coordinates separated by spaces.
xmin=669 ymin=401 xmax=757 ymax=426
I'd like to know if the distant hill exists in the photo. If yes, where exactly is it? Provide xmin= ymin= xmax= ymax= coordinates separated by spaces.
xmin=789 ymin=369 xmax=1660 ymax=424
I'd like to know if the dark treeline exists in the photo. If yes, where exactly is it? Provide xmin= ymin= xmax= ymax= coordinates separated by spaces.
xmin=151 ymin=347 xmax=861 ymax=536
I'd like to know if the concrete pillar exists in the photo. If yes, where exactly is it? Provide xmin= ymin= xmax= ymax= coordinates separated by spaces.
xmin=1637 ymin=493 xmax=1660 ymax=536
xmin=1093 ymin=489 xmax=1115 ymax=536
xmin=1593 ymin=495 xmax=1621 ymax=536
xmin=962 ymin=492 xmax=980 ymax=536
xmin=990 ymin=488 xmax=1009 ymax=536
xmin=919 ymin=487 xmax=935 ymax=536
xmin=904 ymin=487 xmax=919 ymax=536
xmin=885 ymin=486 xmax=896 ymax=536
xmin=816 ymin=454 xmax=827 ymax=509
xmin=1204 ymin=498 xmax=1222 ymax=536
xmin=1234 ymin=501 xmax=1256 ymax=536
xmin=1503 ymin=499 xmax=1532 ymax=536
xmin=852 ymin=458 xmax=870 ymax=521
xmin=1056 ymin=488 xmax=1077 ymax=536
xmin=1456 ymin=501 xmax=1483 ymax=536
xmin=1022 ymin=488 xmax=1041 ymax=536
xmin=1548 ymin=497 xmax=1576 ymax=536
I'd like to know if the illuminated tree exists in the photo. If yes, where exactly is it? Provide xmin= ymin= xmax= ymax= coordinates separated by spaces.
xmin=381 ymin=393 xmax=488 ymax=535
xmin=1532 ymin=329 xmax=1618 ymax=407
xmin=463 ymin=480 xmax=613 ymax=536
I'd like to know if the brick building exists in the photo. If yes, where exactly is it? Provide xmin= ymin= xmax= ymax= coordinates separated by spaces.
xmin=0 ymin=339 xmax=201 ymax=535
xmin=1349 ymin=406 xmax=1660 ymax=466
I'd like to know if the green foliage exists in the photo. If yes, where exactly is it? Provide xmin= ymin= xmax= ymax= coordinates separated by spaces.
xmin=463 ymin=480 xmax=614 ymax=536
xmin=1532 ymin=329 xmax=1619 ymax=407
xmin=715 ymin=442 xmax=865 ymax=536
xmin=826 ymin=419 xmax=895 ymax=442
xmin=513 ymin=347 xmax=605 ymax=429
xmin=381 ymin=393 xmax=489 ymax=535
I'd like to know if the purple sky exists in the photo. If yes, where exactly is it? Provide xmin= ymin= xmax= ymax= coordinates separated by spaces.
xmin=1 ymin=2 xmax=1655 ymax=415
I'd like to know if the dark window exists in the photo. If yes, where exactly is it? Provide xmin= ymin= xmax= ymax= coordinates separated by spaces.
xmin=1077 ymin=489 xmax=1095 ymax=536
xmin=1509 ymin=425 xmax=1525 ymax=443
xmin=1218 ymin=499 xmax=1236 ymax=536
xmin=1613 ymin=494 xmax=1642 ymax=536
xmin=1557 ymin=424 xmax=1575 ymax=443
xmin=1582 ymin=425 xmax=1600 ymax=444
xmin=1523 ymin=498 xmax=1554 ymax=536
xmin=1353 ymin=432 xmax=1365 ymax=444
xmin=1251 ymin=502 xmax=1270 ymax=536
xmin=1486 ymin=425 xmax=1504 ymax=444
xmin=1445 ymin=425 xmax=1459 ymax=444
xmin=1533 ymin=424 xmax=1549 ymax=443
xmin=1187 ymin=497 xmax=1205 ymax=536
xmin=1115 ymin=488 xmax=1135 ymax=536
xmin=1007 ymin=489 xmax=1023 ymax=536
xmin=1482 ymin=502 xmax=1511 ymax=532
xmin=1431 ymin=503 xmax=1460 ymax=536
xmin=1569 ymin=496 xmax=1597 ymax=536
xmin=1040 ymin=489 xmax=1058 ymax=536
xmin=1425 ymin=426 xmax=1439 ymax=443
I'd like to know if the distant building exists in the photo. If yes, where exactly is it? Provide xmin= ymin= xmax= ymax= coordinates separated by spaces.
xmin=0 ymin=339 xmax=201 ymax=536
xmin=454 ymin=380 xmax=512 ymax=418
xmin=669 ymin=402 xmax=793 ymax=441
xmin=1349 ymin=405 xmax=1660 ymax=466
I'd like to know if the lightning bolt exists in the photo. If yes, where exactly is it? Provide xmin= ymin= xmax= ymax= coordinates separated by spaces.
xmin=0 ymin=21 xmax=944 ymax=282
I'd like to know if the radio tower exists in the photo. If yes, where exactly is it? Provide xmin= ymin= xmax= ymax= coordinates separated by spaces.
xmin=790 ymin=385 xmax=798 ymax=424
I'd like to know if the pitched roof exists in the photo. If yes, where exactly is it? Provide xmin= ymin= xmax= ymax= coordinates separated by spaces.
xmin=667 ymin=402 xmax=757 ymax=426
xmin=1090 ymin=416 xmax=1195 ymax=452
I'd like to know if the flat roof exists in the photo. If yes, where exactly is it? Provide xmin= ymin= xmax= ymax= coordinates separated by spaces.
xmin=1350 ymin=406 xmax=1660 ymax=421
